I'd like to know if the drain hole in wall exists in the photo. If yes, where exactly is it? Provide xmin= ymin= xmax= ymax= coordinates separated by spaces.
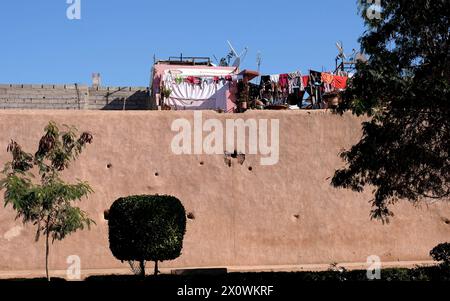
xmin=155 ymin=172 xmax=159 ymax=177
xmin=187 ymin=212 xmax=195 ymax=220
xmin=200 ymin=161 xmax=204 ymax=166
xmin=444 ymin=218 xmax=450 ymax=225
xmin=248 ymin=167 xmax=253 ymax=172
xmin=107 ymin=163 xmax=112 ymax=169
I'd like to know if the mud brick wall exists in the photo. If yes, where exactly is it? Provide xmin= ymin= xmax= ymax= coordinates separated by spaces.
xmin=0 ymin=110 xmax=449 ymax=278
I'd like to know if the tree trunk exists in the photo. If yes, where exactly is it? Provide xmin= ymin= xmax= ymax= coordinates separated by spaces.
xmin=139 ymin=260 xmax=146 ymax=278
xmin=154 ymin=260 xmax=159 ymax=276
xmin=45 ymin=230 xmax=50 ymax=281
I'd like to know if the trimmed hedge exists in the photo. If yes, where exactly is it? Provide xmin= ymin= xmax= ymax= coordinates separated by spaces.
xmin=108 ymin=195 xmax=186 ymax=270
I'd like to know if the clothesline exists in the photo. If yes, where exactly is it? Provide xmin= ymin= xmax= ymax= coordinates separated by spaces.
xmin=261 ymin=70 xmax=348 ymax=91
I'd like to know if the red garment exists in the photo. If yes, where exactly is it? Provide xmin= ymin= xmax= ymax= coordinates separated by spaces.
xmin=225 ymin=75 xmax=232 ymax=81
xmin=332 ymin=76 xmax=348 ymax=89
xmin=279 ymin=74 xmax=289 ymax=89
xmin=302 ymin=75 xmax=310 ymax=88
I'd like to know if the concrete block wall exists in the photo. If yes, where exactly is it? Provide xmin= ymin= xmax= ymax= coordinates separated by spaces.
xmin=0 ymin=84 xmax=150 ymax=110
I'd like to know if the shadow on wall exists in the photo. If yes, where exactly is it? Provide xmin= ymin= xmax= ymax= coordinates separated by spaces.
xmin=101 ymin=90 xmax=151 ymax=110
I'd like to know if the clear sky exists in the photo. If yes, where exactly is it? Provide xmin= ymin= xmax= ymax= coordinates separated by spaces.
xmin=0 ymin=0 xmax=365 ymax=86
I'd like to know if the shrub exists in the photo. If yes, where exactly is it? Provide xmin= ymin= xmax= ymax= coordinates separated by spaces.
xmin=430 ymin=243 xmax=450 ymax=265
xmin=108 ymin=195 xmax=187 ymax=276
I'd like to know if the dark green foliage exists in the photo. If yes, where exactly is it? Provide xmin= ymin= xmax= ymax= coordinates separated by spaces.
xmin=4 ymin=266 xmax=450 ymax=282
xmin=84 ymin=266 xmax=450 ymax=282
xmin=430 ymin=243 xmax=450 ymax=265
xmin=0 ymin=121 xmax=94 ymax=281
xmin=108 ymin=195 xmax=187 ymax=270
xmin=332 ymin=0 xmax=450 ymax=222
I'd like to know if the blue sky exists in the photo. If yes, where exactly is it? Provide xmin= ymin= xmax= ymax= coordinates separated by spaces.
xmin=0 ymin=0 xmax=365 ymax=86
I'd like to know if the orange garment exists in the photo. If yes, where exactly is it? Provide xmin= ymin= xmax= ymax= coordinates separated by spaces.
xmin=321 ymin=73 xmax=334 ymax=85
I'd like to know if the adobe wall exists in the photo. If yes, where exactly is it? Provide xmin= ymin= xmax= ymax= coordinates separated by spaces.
xmin=0 ymin=110 xmax=449 ymax=277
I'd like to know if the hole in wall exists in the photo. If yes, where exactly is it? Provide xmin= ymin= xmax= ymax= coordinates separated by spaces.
xmin=248 ymin=167 xmax=253 ymax=172
xmin=107 ymin=163 xmax=112 ymax=169
xmin=155 ymin=172 xmax=159 ymax=177
xmin=224 ymin=151 xmax=245 ymax=166
xmin=237 ymin=154 xmax=246 ymax=165
xmin=224 ymin=157 xmax=232 ymax=168
xmin=187 ymin=212 xmax=195 ymax=220
xmin=200 ymin=161 xmax=204 ymax=166
xmin=104 ymin=210 xmax=110 ymax=220
xmin=290 ymin=214 xmax=300 ymax=222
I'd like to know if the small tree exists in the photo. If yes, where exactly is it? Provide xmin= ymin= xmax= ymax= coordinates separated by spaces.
xmin=430 ymin=243 xmax=450 ymax=266
xmin=108 ymin=195 xmax=187 ymax=277
xmin=0 ymin=121 xmax=95 ymax=281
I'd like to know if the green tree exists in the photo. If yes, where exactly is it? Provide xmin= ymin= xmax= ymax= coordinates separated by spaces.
xmin=0 ymin=121 xmax=95 ymax=281
xmin=108 ymin=195 xmax=187 ymax=277
xmin=332 ymin=0 xmax=450 ymax=222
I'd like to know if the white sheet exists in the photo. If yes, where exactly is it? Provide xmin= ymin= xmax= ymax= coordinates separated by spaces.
xmin=164 ymin=79 xmax=229 ymax=110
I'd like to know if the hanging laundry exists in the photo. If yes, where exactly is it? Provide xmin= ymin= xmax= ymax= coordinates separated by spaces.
xmin=270 ymin=74 xmax=280 ymax=83
xmin=164 ymin=76 xmax=229 ymax=111
xmin=279 ymin=74 xmax=289 ymax=90
xmin=310 ymin=71 xmax=322 ymax=86
xmin=309 ymin=71 xmax=324 ymax=106
xmin=321 ymin=73 xmax=334 ymax=93
xmin=302 ymin=75 xmax=310 ymax=89
xmin=332 ymin=76 xmax=348 ymax=90
xmin=288 ymin=72 xmax=302 ymax=94
xmin=321 ymin=73 xmax=334 ymax=85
